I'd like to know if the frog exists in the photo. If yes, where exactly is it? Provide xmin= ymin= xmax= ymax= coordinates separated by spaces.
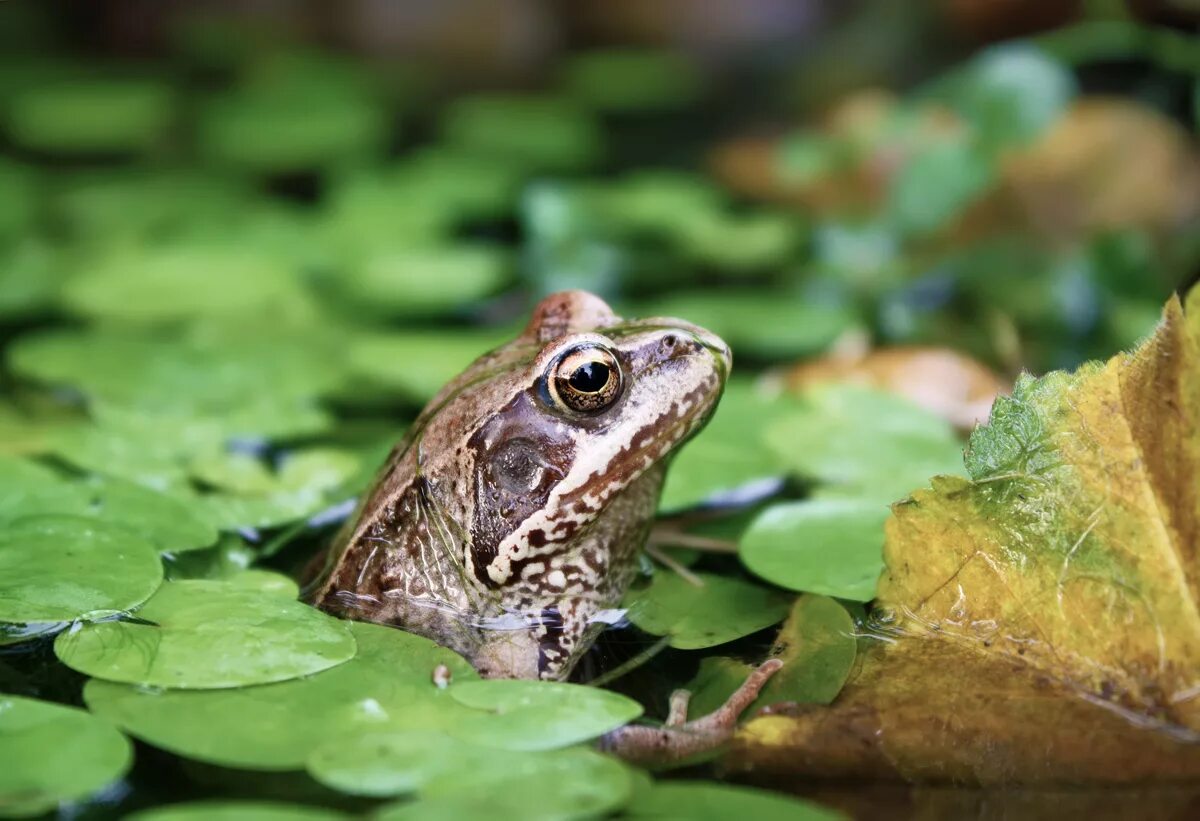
xmin=304 ymin=290 xmax=780 ymax=763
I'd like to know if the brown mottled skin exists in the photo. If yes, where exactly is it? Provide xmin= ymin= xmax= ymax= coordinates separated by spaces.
xmin=305 ymin=291 xmax=731 ymax=680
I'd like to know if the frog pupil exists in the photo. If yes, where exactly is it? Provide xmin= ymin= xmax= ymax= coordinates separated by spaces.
xmin=569 ymin=362 xmax=609 ymax=393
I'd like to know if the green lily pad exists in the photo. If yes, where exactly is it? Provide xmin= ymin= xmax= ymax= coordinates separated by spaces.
xmin=763 ymin=385 xmax=964 ymax=501
xmin=687 ymin=595 xmax=858 ymax=717
xmin=623 ymin=571 xmax=791 ymax=650
xmin=448 ymin=679 xmax=643 ymax=751
xmin=740 ymin=498 xmax=890 ymax=602
xmin=126 ymin=803 xmax=348 ymax=821
xmin=343 ymin=244 xmax=513 ymax=317
xmin=192 ymin=448 xmax=361 ymax=531
xmin=0 ymin=456 xmax=217 ymax=553
xmin=634 ymin=292 xmax=857 ymax=360
xmin=62 ymin=243 xmax=316 ymax=325
xmin=373 ymin=746 xmax=632 ymax=821
xmin=658 ymin=380 xmax=789 ymax=512
xmin=84 ymin=622 xmax=477 ymax=770
xmin=623 ymin=781 xmax=843 ymax=820
xmin=0 ymin=515 xmax=163 ymax=623
xmin=9 ymin=328 xmax=340 ymax=435
xmin=5 ymin=77 xmax=174 ymax=154
xmin=199 ymin=85 xmax=387 ymax=173
xmin=55 ymin=579 xmax=355 ymax=689
xmin=0 ymin=695 xmax=133 ymax=818
xmin=346 ymin=328 xmax=512 ymax=404
xmin=441 ymin=94 xmax=602 ymax=172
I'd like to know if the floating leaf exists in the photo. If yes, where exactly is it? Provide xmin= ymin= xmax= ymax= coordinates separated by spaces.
xmin=346 ymin=328 xmax=511 ymax=404
xmin=441 ymin=95 xmax=602 ymax=172
xmin=62 ymin=243 xmax=316 ymax=325
xmin=126 ymin=803 xmax=348 ymax=821
xmin=740 ymin=498 xmax=889 ymax=601
xmin=635 ymin=292 xmax=857 ymax=361
xmin=658 ymin=380 xmax=789 ymax=512
xmin=55 ymin=580 xmax=355 ymax=689
xmin=0 ymin=515 xmax=163 ymax=624
xmin=5 ymin=77 xmax=174 ymax=154
xmin=84 ymin=622 xmax=476 ymax=771
xmin=373 ymin=746 xmax=631 ymax=821
xmin=623 ymin=781 xmax=842 ymax=820
xmin=448 ymin=679 xmax=642 ymax=751
xmin=0 ymin=695 xmax=133 ymax=818
xmin=341 ymin=244 xmax=513 ymax=317
xmin=764 ymin=385 xmax=964 ymax=501
xmin=887 ymin=140 xmax=992 ymax=236
xmin=687 ymin=595 xmax=857 ymax=717
xmin=623 ymin=571 xmax=791 ymax=650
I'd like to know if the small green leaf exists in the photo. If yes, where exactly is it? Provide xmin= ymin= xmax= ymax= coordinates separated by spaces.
xmin=342 ymin=244 xmax=513 ymax=317
xmin=84 ymin=622 xmax=476 ymax=771
xmin=347 ymin=329 xmax=511 ymax=404
xmin=659 ymin=380 xmax=789 ymax=512
xmin=448 ymin=679 xmax=643 ymax=751
xmin=623 ymin=781 xmax=843 ymax=820
xmin=740 ymin=498 xmax=889 ymax=601
xmin=55 ymin=580 xmax=356 ymax=688
xmin=6 ymin=77 xmax=174 ymax=154
xmin=373 ymin=746 xmax=631 ymax=821
xmin=0 ymin=515 xmax=163 ymax=623
xmin=624 ymin=571 xmax=791 ymax=650
xmin=887 ymin=140 xmax=993 ymax=236
xmin=0 ymin=695 xmax=133 ymax=818
xmin=687 ymin=595 xmax=858 ymax=716
xmin=634 ymin=292 xmax=857 ymax=360
xmin=126 ymin=803 xmax=348 ymax=821
xmin=441 ymin=95 xmax=602 ymax=172
xmin=764 ymin=385 xmax=964 ymax=500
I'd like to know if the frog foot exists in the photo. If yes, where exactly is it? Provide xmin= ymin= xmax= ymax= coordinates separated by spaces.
xmin=598 ymin=658 xmax=783 ymax=769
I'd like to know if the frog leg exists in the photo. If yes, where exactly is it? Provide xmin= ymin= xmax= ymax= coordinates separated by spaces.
xmin=598 ymin=658 xmax=783 ymax=768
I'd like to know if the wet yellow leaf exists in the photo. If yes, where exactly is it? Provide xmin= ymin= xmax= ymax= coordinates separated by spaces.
xmin=726 ymin=289 xmax=1200 ymax=784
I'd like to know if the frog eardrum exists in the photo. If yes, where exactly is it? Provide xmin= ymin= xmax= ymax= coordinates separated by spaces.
xmin=304 ymin=291 xmax=730 ymax=680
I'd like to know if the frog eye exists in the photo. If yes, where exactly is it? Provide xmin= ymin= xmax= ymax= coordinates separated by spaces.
xmin=550 ymin=345 xmax=623 ymax=413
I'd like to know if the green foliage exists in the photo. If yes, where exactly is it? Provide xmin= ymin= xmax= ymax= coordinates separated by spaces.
xmin=0 ymin=695 xmax=133 ymax=818
xmin=624 ymin=571 xmax=791 ymax=649
xmin=55 ymin=580 xmax=357 ymax=688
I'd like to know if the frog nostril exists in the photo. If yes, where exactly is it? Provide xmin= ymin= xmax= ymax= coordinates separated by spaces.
xmin=661 ymin=334 xmax=678 ymax=352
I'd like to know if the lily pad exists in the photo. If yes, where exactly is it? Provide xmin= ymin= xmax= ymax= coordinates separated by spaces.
xmin=0 ymin=456 xmax=216 ymax=553
xmin=0 ymin=515 xmax=163 ymax=624
xmin=740 ymin=498 xmax=890 ymax=601
xmin=373 ymin=746 xmax=632 ymax=821
xmin=635 ymin=291 xmax=857 ymax=361
xmin=448 ymin=679 xmax=643 ymax=751
xmin=342 ymin=244 xmax=513 ymax=317
xmin=441 ymin=94 xmax=602 ymax=172
xmin=623 ymin=571 xmax=791 ymax=650
xmin=5 ymin=77 xmax=174 ymax=154
xmin=623 ymin=782 xmax=843 ymax=821
xmin=0 ymin=695 xmax=133 ymax=818
xmin=764 ymin=384 xmax=964 ymax=501
xmin=687 ymin=595 xmax=858 ymax=717
xmin=55 ymin=579 xmax=355 ymax=689
xmin=346 ymin=328 xmax=512 ymax=404
xmin=126 ymin=803 xmax=348 ymax=821
xmin=658 ymin=380 xmax=790 ymax=512
xmin=62 ymin=243 xmax=316 ymax=325
xmin=84 ymin=622 xmax=477 ymax=770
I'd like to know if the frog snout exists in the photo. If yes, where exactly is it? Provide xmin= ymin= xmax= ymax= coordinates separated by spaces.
xmin=666 ymin=325 xmax=731 ymax=375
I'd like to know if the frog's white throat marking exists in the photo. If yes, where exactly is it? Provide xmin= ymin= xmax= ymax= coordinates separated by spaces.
xmin=306 ymin=290 xmax=730 ymax=680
